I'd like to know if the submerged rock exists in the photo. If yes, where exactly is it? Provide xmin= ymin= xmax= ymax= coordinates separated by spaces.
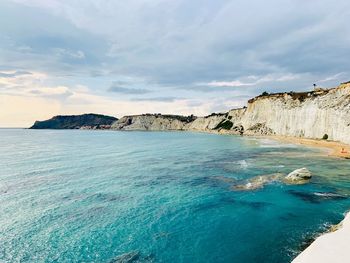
xmin=232 ymin=167 xmax=313 ymax=191
xmin=109 ymin=251 xmax=140 ymax=263
xmin=288 ymin=190 xmax=347 ymax=203
xmin=284 ymin=168 xmax=312 ymax=184
xmin=233 ymin=173 xmax=284 ymax=191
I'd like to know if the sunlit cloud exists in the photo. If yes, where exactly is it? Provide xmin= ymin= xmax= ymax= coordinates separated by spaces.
xmin=206 ymin=80 xmax=253 ymax=87
xmin=204 ymin=73 xmax=302 ymax=88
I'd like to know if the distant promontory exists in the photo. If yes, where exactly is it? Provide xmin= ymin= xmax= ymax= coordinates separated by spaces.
xmin=30 ymin=113 xmax=118 ymax=130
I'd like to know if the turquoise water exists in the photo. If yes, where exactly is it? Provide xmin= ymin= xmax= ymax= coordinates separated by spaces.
xmin=1 ymin=130 xmax=350 ymax=263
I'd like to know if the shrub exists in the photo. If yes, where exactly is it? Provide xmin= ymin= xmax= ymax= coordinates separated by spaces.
xmin=261 ymin=91 xmax=269 ymax=96
xmin=322 ymin=134 xmax=328 ymax=140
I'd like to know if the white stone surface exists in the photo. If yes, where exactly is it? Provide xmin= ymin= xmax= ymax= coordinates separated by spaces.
xmin=233 ymin=84 xmax=350 ymax=143
xmin=292 ymin=212 xmax=350 ymax=263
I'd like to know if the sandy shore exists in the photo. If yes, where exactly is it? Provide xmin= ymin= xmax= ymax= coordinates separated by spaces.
xmin=292 ymin=211 xmax=350 ymax=263
xmin=266 ymin=135 xmax=350 ymax=159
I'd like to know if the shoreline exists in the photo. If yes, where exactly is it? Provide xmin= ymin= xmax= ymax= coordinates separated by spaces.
xmin=292 ymin=211 xmax=350 ymax=263
xmin=20 ymin=127 xmax=350 ymax=159
xmin=266 ymin=135 xmax=350 ymax=262
xmin=263 ymin=135 xmax=350 ymax=159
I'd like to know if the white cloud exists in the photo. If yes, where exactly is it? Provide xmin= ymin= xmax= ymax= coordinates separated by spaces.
xmin=0 ymin=70 xmax=47 ymax=89
xmin=0 ymin=70 xmax=74 ymax=100
xmin=206 ymin=80 xmax=253 ymax=87
xmin=205 ymin=73 xmax=302 ymax=88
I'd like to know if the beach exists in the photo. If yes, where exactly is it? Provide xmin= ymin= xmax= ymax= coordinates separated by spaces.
xmin=269 ymin=135 xmax=350 ymax=159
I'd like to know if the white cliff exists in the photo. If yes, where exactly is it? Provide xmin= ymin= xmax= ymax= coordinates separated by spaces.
xmin=185 ymin=114 xmax=227 ymax=131
xmin=111 ymin=114 xmax=195 ymax=131
xmin=230 ymin=83 xmax=350 ymax=144
xmin=110 ymin=83 xmax=350 ymax=145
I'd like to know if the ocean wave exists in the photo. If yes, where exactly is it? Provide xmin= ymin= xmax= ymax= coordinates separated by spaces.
xmin=314 ymin=192 xmax=347 ymax=199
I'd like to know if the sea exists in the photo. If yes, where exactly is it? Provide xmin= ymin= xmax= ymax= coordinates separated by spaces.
xmin=0 ymin=129 xmax=350 ymax=263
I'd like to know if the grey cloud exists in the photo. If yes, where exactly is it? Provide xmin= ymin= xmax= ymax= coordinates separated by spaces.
xmin=2 ymin=0 xmax=350 ymax=103
xmin=108 ymin=86 xmax=152 ymax=94
xmin=181 ymin=85 xmax=251 ymax=93
xmin=131 ymin=97 xmax=183 ymax=102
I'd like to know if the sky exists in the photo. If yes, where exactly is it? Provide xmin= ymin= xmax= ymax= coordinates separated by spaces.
xmin=1 ymin=0 xmax=350 ymax=127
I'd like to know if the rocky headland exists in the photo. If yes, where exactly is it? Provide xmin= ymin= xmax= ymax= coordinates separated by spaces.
xmin=30 ymin=113 xmax=117 ymax=129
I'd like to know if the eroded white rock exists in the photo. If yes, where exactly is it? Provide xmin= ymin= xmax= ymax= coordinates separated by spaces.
xmin=284 ymin=168 xmax=312 ymax=183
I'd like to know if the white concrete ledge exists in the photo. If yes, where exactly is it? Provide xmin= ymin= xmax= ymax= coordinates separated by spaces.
xmin=292 ymin=211 xmax=350 ymax=263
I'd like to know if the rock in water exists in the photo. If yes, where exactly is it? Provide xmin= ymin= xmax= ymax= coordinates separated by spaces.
xmin=284 ymin=168 xmax=312 ymax=184
xmin=233 ymin=173 xmax=284 ymax=191
xmin=109 ymin=251 xmax=140 ymax=263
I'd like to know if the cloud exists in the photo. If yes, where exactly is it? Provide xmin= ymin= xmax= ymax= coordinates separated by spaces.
xmin=4 ymin=0 xmax=350 ymax=89
xmin=0 ymin=70 xmax=47 ymax=90
xmin=29 ymin=86 xmax=74 ymax=100
xmin=0 ymin=69 xmax=74 ymax=100
xmin=206 ymin=80 xmax=253 ymax=87
xmin=2 ymin=0 xmax=350 ymax=126
xmin=108 ymin=86 xmax=152 ymax=94
xmin=53 ymin=48 xmax=85 ymax=59
xmin=202 ymin=73 xmax=302 ymax=89
xmin=131 ymin=96 xmax=183 ymax=102
xmin=0 ymin=70 xmax=32 ymax=78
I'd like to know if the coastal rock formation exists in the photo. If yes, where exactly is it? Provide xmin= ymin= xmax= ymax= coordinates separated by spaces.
xmin=284 ymin=168 xmax=312 ymax=184
xmin=232 ymin=168 xmax=312 ymax=191
xmin=185 ymin=113 xmax=227 ymax=131
xmin=30 ymin=82 xmax=350 ymax=145
xmin=109 ymin=83 xmax=350 ymax=144
xmin=234 ymin=83 xmax=350 ymax=143
xmin=30 ymin=114 xmax=117 ymax=129
xmin=233 ymin=173 xmax=284 ymax=191
xmin=111 ymin=114 xmax=196 ymax=131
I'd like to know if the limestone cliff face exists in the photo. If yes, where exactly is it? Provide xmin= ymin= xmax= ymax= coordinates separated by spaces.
xmin=111 ymin=114 xmax=195 ymax=131
xmin=230 ymin=83 xmax=350 ymax=144
xmin=111 ymin=113 xmax=229 ymax=132
xmin=108 ymin=83 xmax=350 ymax=144
xmin=185 ymin=114 xmax=227 ymax=131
